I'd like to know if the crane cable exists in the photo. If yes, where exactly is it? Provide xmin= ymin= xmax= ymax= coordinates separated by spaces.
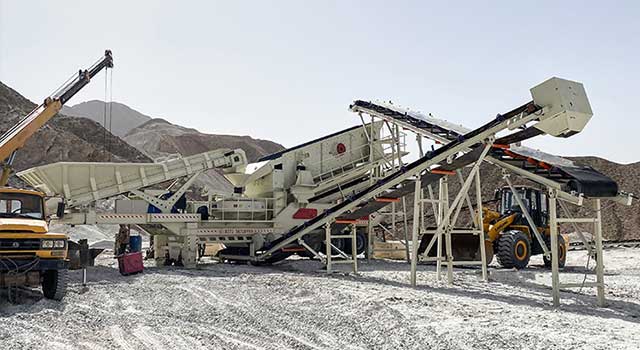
xmin=102 ymin=66 xmax=114 ymax=161
xmin=108 ymin=68 xmax=113 ymax=161
xmin=103 ymin=68 xmax=108 ymax=160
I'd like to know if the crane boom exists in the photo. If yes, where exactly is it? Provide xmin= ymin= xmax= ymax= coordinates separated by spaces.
xmin=0 ymin=50 xmax=113 ymax=185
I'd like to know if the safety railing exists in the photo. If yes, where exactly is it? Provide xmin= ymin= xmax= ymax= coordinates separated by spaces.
xmin=312 ymin=137 xmax=404 ymax=184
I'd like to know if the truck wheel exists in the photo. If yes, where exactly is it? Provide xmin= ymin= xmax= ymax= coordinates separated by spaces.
xmin=343 ymin=230 xmax=368 ymax=256
xmin=496 ymin=231 xmax=531 ymax=269
xmin=324 ymin=237 xmax=346 ymax=255
xmin=543 ymin=235 xmax=567 ymax=268
xmin=42 ymin=269 xmax=68 ymax=301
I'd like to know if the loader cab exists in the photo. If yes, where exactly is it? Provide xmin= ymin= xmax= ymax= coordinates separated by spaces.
xmin=497 ymin=186 xmax=548 ymax=227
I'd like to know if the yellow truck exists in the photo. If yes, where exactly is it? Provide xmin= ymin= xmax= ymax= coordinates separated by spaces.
xmin=0 ymin=188 xmax=69 ymax=299
xmin=0 ymin=50 xmax=113 ymax=300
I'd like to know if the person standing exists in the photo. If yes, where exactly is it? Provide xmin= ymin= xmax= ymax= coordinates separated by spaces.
xmin=115 ymin=224 xmax=130 ymax=256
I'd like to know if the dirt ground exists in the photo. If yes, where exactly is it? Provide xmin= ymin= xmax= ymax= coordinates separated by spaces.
xmin=1 ymin=248 xmax=639 ymax=350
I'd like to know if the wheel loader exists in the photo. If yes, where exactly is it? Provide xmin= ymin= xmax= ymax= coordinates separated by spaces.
xmin=419 ymin=186 xmax=569 ymax=269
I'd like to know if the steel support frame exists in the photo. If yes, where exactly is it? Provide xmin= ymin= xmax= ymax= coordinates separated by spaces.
xmin=411 ymin=141 xmax=492 ymax=286
xmin=259 ymin=105 xmax=549 ymax=261
xmin=361 ymin=114 xmax=408 ymax=262
xmin=131 ymin=172 xmax=202 ymax=213
xmin=324 ymin=222 xmax=358 ymax=274
xmin=503 ymin=173 xmax=550 ymax=256
xmin=547 ymin=189 xmax=606 ymax=307
xmin=357 ymin=102 xmax=617 ymax=307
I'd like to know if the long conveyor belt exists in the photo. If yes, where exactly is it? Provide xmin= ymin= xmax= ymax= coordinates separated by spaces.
xmin=354 ymin=100 xmax=619 ymax=198
xmin=256 ymin=100 xmax=550 ymax=260
xmin=324 ymin=101 xmax=572 ymax=234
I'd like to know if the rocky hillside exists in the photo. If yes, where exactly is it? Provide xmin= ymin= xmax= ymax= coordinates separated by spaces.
xmin=122 ymin=118 xmax=284 ymax=194
xmin=421 ymin=158 xmax=640 ymax=241
xmin=62 ymin=100 xmax=285 ymax=163
xmin=0 ymin=82 xmax=149 ymax=186
xmin=124 ymin=118 xmax=284 ymax=162
xmin=62 ymin=100 xmax=151 ymax=137
xmin=566 ymin=157 xmax=640 ymax=240
xmin=60 ymin=100 xmax=284 ymax=193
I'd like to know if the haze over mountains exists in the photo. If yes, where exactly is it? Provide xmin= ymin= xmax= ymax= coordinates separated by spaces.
xmin=62 ymin=100 xmax=151 ymax=137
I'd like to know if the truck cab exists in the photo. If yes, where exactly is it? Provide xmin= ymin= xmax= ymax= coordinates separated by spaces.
xmin=0 ymin=188 xmax=68 ymax=300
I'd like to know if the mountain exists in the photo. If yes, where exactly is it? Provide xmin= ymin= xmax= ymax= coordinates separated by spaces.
xmin=62 ymin=100 xmax=151 ymax=137
xmin=565 ymin=157 xmax=640 ymax=241
xmin=3 ymin=82 xmax=636 ymax=240
xmin=0 ymin=82 xmax=149 ymax=186
xmin=124 ymin=118 xmax=284 ymax=162
xmin=123 ymin=118 xmax=285 ymax=194
xmin=62 ymin=99 xmax=285 ymax=163
xmin=430 ymin=157 xmax=640 ymax=241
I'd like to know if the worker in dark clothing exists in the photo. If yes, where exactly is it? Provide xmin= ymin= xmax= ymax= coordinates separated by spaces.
xmin=198 ymin=242 xmax=206 ymax=260
xmin=115 ymin=224 xmax=130 ymax=256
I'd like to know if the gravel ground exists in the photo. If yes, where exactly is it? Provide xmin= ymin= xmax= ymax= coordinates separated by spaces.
xmin=1 ymin=248 xmax=639 ymax=350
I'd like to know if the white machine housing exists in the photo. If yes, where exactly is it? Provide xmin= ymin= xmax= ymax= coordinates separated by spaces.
xmin=531 ymin=77 xmax=593 ymax=137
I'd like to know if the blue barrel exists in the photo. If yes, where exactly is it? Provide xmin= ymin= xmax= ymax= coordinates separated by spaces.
xmin=129 ymin=235 xmax=142 ymax=253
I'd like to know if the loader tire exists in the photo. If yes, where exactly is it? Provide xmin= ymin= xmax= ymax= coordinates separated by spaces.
xmin=42 ymin=269 xmax=68 ymax=301
xmin=543 ymin=235 xmax=567 ymax=268
xmin=496 ymin=231 xmax=531 ymax=269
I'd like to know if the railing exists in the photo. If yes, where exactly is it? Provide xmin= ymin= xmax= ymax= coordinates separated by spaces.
xmin=311 ymin=137 xmax=404 ymax=184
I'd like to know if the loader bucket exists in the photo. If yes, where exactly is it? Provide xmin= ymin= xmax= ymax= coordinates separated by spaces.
xmin=418 ymin=233 xmax=494 ymax=264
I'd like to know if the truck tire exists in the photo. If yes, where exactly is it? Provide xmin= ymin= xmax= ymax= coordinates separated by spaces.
xmin=343 ymin=230 xmax=368 ymax=256
xmin=42 ymin=269 xmax=68 ymax=301
xmin=323 ymin=237 xmax=346 ymax=255
xmin=543 ymin=235 xmax=567 ymax=268
xmin=496 ymin=231 xmax=531 ymax=269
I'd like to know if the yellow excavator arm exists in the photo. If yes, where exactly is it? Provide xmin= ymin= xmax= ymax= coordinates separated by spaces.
xmin=0 ymin=50 xmax=113 ymax=185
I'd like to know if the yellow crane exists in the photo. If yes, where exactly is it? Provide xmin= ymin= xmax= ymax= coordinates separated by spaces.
xmin=0 ymin=50 xmax=113 ymax=300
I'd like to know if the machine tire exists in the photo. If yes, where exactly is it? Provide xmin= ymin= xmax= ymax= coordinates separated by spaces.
xmin=496 ymin=231 xmax=531 ymax=269
xmin=323 ymin=237 xmax=346 ymax=255
xmin=42 ymin=269 xmax=68 ymax=301
xmin=343 ymin=230 xmax=368 ymax=256
xmin=543 ymin=235 xmax=567 ymax=268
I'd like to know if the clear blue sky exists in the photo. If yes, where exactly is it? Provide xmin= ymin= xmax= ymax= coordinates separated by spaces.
xmin=1 ymin=1 xmax=639 ymax=163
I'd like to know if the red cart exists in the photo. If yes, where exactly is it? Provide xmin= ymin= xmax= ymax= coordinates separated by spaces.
xmin=117 ymin=251 xmax=144 ymax=276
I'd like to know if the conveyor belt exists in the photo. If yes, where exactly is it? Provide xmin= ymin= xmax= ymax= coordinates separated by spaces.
xmin=17 ymin=149 xmax=247 ymax=207
xmin=337 ymin=146 xmax=486 ymax=222
xmin=357 ymin=101 xmax=618 ymax=197
xmin=256 ymin=101 xmax=540 ymax=259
